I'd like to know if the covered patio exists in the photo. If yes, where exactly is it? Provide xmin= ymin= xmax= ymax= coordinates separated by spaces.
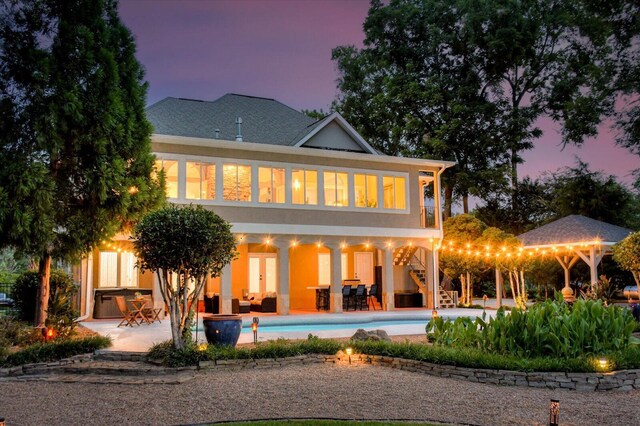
xmin=518 ymin=215 xmax=633 ymax=299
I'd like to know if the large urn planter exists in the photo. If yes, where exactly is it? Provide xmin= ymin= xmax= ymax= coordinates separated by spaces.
xmin=202 ymin=314 xmax=243 ymax=347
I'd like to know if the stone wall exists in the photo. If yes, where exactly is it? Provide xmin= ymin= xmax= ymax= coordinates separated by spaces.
xmin=2 ymin=350 xmax=639 ymax=392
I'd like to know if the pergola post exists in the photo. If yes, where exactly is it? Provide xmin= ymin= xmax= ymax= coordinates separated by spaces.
xmin=495 ymin=268 xmax=502 ymax=308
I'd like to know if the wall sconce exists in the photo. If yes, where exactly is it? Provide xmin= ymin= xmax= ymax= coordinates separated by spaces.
xmin=549 ymin=399 xmax=560 ymax=426
xmin=431 ymin=310 xmax=438 ymax=320
xmin=252 ymin=317 xmax=259 ymax=344
xmin=345 ymin=347 xmax=353 ymax=364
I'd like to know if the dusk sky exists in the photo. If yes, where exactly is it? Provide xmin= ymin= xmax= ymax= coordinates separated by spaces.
xmin=119 ymin=0 xmax=638 ymax=187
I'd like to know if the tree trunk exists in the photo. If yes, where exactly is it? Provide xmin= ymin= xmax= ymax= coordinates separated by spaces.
xmin=35 ymin=254 xmax=51 ymax=327
xmin=443 ymin=184 xmax=453 ymax=219
xmin=466 ymin=272 xmax=472 ymax=305
xmin=462 ymin=193 xmax=469 ymax=214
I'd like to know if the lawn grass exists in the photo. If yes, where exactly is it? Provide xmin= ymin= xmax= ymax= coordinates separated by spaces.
xmin=215 ymin=420 xmax=441 ymax=426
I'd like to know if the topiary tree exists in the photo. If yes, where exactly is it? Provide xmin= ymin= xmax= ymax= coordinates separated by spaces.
xmin=613 ymin=231 xmax=640 ymax=288
xmin=133 ymin=206 xmax=237 ymax=349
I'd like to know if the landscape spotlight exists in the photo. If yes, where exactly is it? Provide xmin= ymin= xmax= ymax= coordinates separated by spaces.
xmin=252 ymin=317 xmax=259 ymax=344
xmin=549 ymin=399 xmax=560 ymax=426
xmin=345 ymin=347 xmax=353 ymax=364
xmin=432 ymin=310 xmax=439 ymax=320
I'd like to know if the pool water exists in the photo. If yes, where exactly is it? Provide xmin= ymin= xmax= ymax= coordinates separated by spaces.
xmin=240 ymin=319 xmax=427 ymax=334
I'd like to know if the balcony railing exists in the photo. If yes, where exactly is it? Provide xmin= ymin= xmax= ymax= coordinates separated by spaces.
xmin=420 ymin=206 xmax=436 ymax=228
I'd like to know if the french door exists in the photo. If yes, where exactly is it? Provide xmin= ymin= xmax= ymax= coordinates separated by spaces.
xmin=354 ymin=252 xmax=374 ymax=284
xmin=248 ymin=253 xmax=277 ymax=294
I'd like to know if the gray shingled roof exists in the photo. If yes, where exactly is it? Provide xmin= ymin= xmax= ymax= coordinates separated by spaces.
xmin=518 ymin=215 xmax=633 ymax=246
xmin=146 ymin=94 xmax=322 ymax=146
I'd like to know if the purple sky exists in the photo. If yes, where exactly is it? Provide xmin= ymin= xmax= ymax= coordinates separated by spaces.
xmin=119 ymin=0 xmax=638 ymax=186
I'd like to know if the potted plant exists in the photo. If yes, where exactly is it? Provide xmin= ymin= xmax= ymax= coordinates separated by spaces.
xmin=134 ymin=206 xmax=237 ymax=349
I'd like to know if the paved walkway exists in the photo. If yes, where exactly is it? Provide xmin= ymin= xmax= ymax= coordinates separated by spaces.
xmin=83 ymin=308 xmax=495 ymax=352
xmin=1 ymin=362 xmax=637 ymax=425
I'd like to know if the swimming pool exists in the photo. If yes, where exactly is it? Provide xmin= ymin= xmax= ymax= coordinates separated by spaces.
xmin=236 ymin=319 xmax=428 ymax=334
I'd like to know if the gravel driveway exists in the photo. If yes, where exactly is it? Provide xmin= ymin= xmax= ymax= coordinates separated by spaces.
xmin=1 ymin=363 xmax=637 ymax=425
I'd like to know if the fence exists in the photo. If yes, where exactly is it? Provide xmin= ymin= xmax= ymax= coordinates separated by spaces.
xmin=0 ymin=282 xmax=14 ymax=316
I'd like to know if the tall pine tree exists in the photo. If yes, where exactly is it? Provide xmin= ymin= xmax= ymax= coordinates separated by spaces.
xmin=0 ymin=0 xmax=164 ymax=326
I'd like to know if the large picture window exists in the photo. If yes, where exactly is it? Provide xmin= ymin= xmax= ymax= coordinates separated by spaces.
xmin=223 ymin=164 xmax=251 ymax=202
xmin=258 ymin=167 xmax=285 ymax=203
xmin=324 ymin=171 xmax=349 ymax=207
xmin=292 ymin=169 xmax=318 ymax=205
xmin=186 ymin=162 xmax=215 ymax=200
xmin=354 ymin=173 xmax=378 ymax=208
xmin=383 ymin=176 xmax=406 ymax=209
xmin=154 ymin=159 xmax=178 ymax=198
xmin=99 ymin=251 xmax=138 ymax=288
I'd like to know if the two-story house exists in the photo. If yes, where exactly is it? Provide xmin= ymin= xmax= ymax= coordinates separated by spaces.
xmin=78 ymin=94 xmax=454 ymax=319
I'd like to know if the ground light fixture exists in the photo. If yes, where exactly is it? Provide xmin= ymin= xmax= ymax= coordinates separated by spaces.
xmin=345 ymin=347 xmax=353 ymax=364
xmin=252 ymin=317 xmax=259 ymax=344
xmin=42 ymin=327 xmax=55 ymax=342
xmin=549 ymin=399 xmax=560 ymax=426
xmin=598 ymin=357 xmax=609 ymax=371
xmin=431 ymin=310 xmax=438 ymax=320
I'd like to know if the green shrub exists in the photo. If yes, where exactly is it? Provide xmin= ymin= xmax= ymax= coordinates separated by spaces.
xmin=427 ymin=298 xmax=635 ymax=358
xmin=0 ymin=317 xmax=32 ymax=347
xmin=149 ymin=335 xmax=343 ymax=367
xmin=11 ymin=269 xmax=78 ymax=336
xmin=0 ymin=335 xmax=111 ymax=367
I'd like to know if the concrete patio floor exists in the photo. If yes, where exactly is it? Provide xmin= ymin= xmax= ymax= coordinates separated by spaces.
xmin=83 ymin=307 xmax=497 ymax=352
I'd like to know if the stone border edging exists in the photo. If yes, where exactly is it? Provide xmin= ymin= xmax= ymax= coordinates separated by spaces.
xmin=3 ymin=350 xmax=639 ymax=391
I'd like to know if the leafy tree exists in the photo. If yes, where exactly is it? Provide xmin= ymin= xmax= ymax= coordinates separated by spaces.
xmin=613 ymin=231 xmax=640 ymax=287
xmin=332 ymin=0 xmax=510 ymax=217
xmin=0 ymin=0 xmax=164 ymax=326
xmin=543 ymin=160 xmax=639 ymax=229
xmin=440 ymin=215 xmax=487 ymax=305
xmin=334 ymin=0 xmax=614 ymax=212
xmin=133 ymin=206 xmax=237 ymax=350
xmin=301 ymin=108 xmax=328 ymax=120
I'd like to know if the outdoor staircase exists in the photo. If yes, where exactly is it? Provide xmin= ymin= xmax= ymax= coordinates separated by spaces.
xmin=406 ymin=255 xmax=456 ymax=309
xmin=393 ymin=246 xmax=418 ymax=266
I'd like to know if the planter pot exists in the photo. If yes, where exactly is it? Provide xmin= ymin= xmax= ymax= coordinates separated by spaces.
xmin=202 ymin=314 xmax=242 ymax=347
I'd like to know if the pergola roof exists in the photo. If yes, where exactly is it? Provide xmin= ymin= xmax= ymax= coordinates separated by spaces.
xmin=518 ymin=215 xmax=633 ymax=247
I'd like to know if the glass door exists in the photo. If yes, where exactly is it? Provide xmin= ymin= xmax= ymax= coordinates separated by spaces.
xmin=248 ymin=253 xmax=277 ymax=294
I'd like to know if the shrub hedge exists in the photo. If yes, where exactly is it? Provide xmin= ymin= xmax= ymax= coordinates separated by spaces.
xmin=0 ymin=335 xmax=111 ymax=367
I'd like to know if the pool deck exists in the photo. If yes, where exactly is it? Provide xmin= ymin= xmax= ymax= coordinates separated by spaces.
xmin=82 ymin=306 xmax=498 ymax=352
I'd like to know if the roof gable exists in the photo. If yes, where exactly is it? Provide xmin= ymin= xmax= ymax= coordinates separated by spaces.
xmin=293 ymin=113 xmax=378 ymax=154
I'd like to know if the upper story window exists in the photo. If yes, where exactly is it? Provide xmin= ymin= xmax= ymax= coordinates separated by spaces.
xmin=186 ymin=162 xmax=215 ymax=200
xmin=324 ymin=171 xmax=349 ymax=207
xmin=292 ymin=169 xmax=318 ymax=205
xmin=223 ymin=164 xmax=251 ymax=202
xmin=354 ymin=173 xmax=378 ymax=208
xmin=258 ymin=167 xmax=285 ymax=203
xmin=155 ymin=159 xmax=178 ymax=198
xmin=383 ymin=176 xmax=406 ymax=209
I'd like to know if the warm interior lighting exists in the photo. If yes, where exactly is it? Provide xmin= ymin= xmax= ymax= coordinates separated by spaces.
xmin=265 ymin=238 xmax=271 ymax=245
xmin=317 ymin=242 xmax=322 ymax=248
xmin=291 ymin=240 xmax=298 ymax=247
xmin=293 ymin=179 xmax=301 ymax=190
xmin=340 ymin=243 xmax=346 ymax=249
xmin=365 ymin=243 xmax=370 ymax=249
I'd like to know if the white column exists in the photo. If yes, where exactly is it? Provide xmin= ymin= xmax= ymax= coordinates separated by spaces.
xmin=220 ymin=263 xmax=232 ymax=314
xmin=329 ymin=245 xmax=343 ymax=313
xmin=589 ymin=246 xmax=598 ymax=286
xmin=277 ymin=246 xmax=290 ymax=315
xmin=495 ymin=268 xmax=502 ymax=308
xmin=85 ymin=254 xmax=94 ymax=319
xmin=432 ymin=247 xmax=439 ymax=309
xmin=382 ymin=248 xmax=394 ymax=311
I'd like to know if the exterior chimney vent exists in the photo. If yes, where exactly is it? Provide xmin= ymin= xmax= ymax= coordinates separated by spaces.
xmin=235 ymin=117 xmax=243 ymax=142
xmin=214 ymin=128 xmax=220 ymax=139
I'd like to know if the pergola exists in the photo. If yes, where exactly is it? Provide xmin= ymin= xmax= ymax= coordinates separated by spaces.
xmin=518 ymin=215 xmax=633 ymax=297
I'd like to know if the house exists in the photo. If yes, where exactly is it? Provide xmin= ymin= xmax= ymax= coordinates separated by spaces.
xmin=76 ymin=93 xmax=454 ymax=319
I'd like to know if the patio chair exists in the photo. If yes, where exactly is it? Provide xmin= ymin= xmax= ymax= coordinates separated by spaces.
xmin=141 ymin=295 xmax=162 ymax=323
xmin=342 ymin=285 xmax=353 ymax=311
xmin=115 ymin=296 xmax=140 ymax=327
xmin=354 ymin=284 xmax=368 ymax=311
xmin=367 ymin=284 xmax=379 ymax=310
